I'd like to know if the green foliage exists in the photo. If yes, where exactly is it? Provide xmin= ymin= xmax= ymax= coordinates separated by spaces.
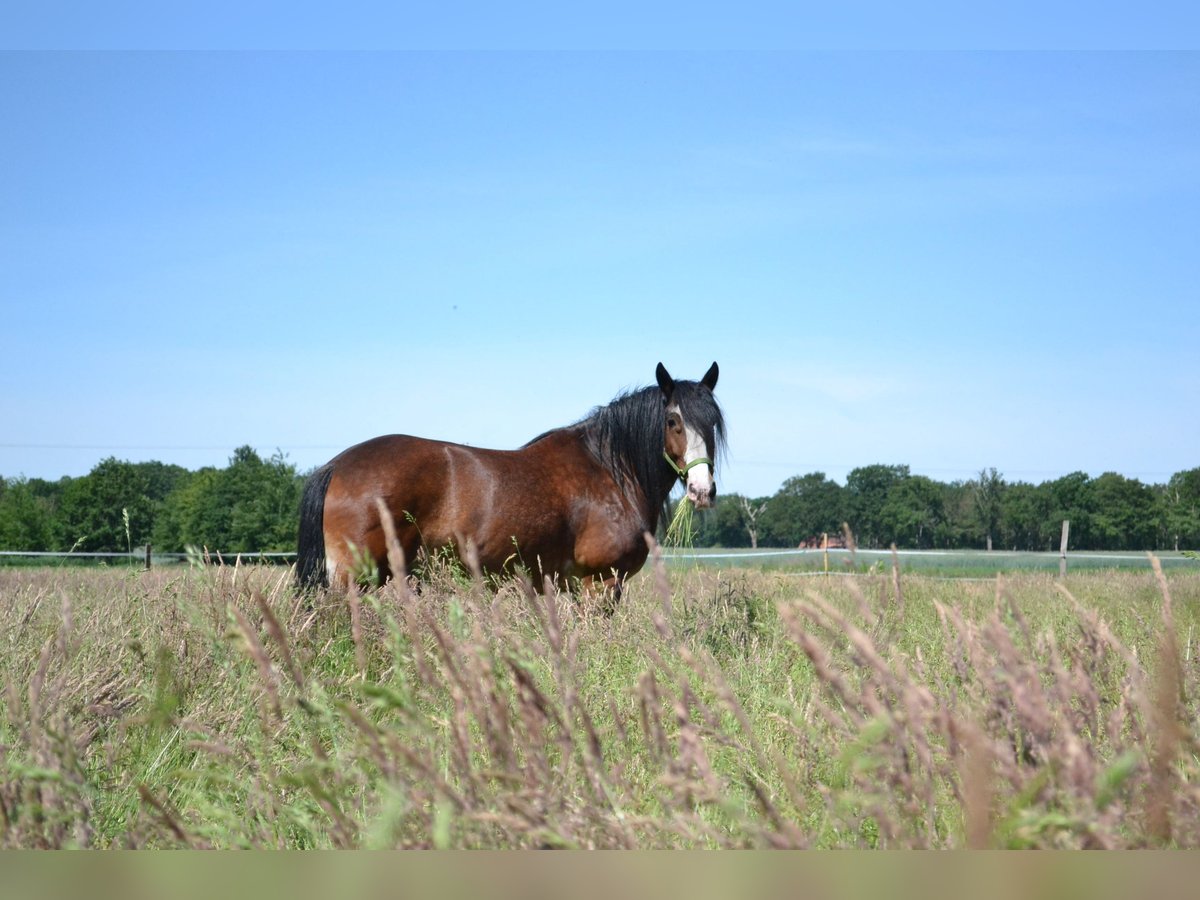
xmin=56 ymin=458 xmax=159 ymax=552
xmin=1091 ymin=472 xmax=1161 ymax=550
xmin=694 ymin=493 xmax=759 ymax=547
xmin=880 ymin=473 xmax=945 ymax=549
xmin=0 ymin=477 xmax=55 ymax=550
xmin=999 ymin=481 xmax=1048 ymax=551
xmin=153 ymin=447 xmax=302 ymax=553
xmin=971 ymin=467 xmax=1004 ymax=550
xmin=759 ymin=472 xmax=845 ymax=547
xmin=845 ymin=464 xmax=911 ymax=549
xmin=151 ymin=468 xmax=221 ymax=553
xmin=1044 ymin=471 xmax=1095 ymax=549
xmin=700 ymin=465 xmax=1197 ymax=553
xmin=0 ymin=450 xmax=300 ymax=555
xmin=1162 ymin=468 xmax=1200 ymax=551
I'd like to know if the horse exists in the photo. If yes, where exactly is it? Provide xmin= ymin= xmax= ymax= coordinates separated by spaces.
xmin=296 ymin=362 xmax=725 ymax=600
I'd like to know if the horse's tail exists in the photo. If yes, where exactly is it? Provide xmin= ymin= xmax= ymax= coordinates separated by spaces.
xmin=296 ymin=462 xmax=335 ymax=590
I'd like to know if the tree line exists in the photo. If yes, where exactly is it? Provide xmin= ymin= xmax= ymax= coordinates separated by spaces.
xmin=1 ymin=453 xmax=1197 ymax=555
xmin=0 ymin=447 xmax=303 ymax=555
xmin=694 ymin=465 xmax=1200 ymax=552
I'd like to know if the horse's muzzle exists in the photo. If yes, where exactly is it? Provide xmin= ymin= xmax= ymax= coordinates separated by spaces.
xmin=687 ymin=481 xmax=715 ymax=508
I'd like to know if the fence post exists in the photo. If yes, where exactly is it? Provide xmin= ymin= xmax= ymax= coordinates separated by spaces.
xmin=822 ymin=532 xmax=829 ymax=574
xmin=145 ymin=544 xmax=152 ymax=571
xmin=1058 ymin=520 xmax=1070 ymax=579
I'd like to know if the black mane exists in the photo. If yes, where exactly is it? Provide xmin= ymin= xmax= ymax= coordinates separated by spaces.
xmin=536 ymin=380 xmax=726 ymax=532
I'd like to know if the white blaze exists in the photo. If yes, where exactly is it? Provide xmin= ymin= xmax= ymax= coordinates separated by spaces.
xmin=682 ymin=420 xmax=714 ymax=506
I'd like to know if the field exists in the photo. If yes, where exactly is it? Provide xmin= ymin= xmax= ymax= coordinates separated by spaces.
xmin=666 ymin=547 xmax=1200 ymax=577
xmin=2 ymin=550 xmax=1199 ymax=849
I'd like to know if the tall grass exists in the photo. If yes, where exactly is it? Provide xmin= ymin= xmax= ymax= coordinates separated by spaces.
xmin=1 ymin=551 xmax=1197 ymax=848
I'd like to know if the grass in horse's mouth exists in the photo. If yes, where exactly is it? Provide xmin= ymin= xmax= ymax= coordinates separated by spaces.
xmin=663 ymin=496 xmax=696 ymax=548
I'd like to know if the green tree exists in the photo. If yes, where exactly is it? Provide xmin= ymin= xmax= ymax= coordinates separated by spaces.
xmin=880 ymin=474 xmax=944 ymax=548
xmin=0 ymin=476 xmax=55 ymax=550
xmin=845 ymin=464 xmax=910 ymax=548
xmin=226 ymin=448 xmax=303 ymax=552
xmin=1162 ymin=468 xmax=1200 ymax=551
xmin=134 ymin=461 xmax=191 ymax=505
xmin=971 ymin=467 xmax=1005 ymax=551
xmin=934 ymin=481 xmax=973 ymax=548
xmin=1091 ymin=472 xmax=1160 ymax=550
xmin=760 ymin=472 xmax=845 ymax=547
xmin=153 ymin=447 xmax=302 ymax=553
xmin=695 ymin=493 xmax=766 ymax=548
xmin=56 ymin=458 xmax=156 ymax=552
xmin=1044 ymin=472 xmax=1094 ymax=551
xmin=1000 ymin=481 xmax=1048 ymax=550
xmin=152 ymin=468 xmax=215 ymax=552
xmin=23 ymin=477 xmax=70 ymax=548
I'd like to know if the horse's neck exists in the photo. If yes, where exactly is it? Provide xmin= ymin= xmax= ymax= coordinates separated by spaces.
xmin=531 ymin=425 xmax=665 ymax=530
xmin=587 ymin=425 xmax=668 ymax=531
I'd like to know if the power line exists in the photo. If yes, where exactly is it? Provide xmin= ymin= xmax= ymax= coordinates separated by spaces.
xmin=0 ymin=443 xmax=343 ymax=451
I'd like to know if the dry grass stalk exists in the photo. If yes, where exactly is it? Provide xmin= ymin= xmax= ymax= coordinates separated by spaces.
xmin=253 ymin=590 xmax=305 ymax=691
xmin=889 ymin=544 xmax=905 ymax=620
xmin=137 ymin=783 xmax=200 ymax=848
xmin=373 ymin=497 xmax=410 ymax=588
xmin=1146 ymin=555 xmax=1184 ymax=844
xmin=645 ymin=534 xmax=674 ymax=621
xmin=347 ymin=590 xmax=367 ymax=680
xmin=230 ymin=603 xmax=281 ymax=720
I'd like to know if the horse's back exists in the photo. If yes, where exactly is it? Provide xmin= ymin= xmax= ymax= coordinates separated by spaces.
xmin=324 ymin=432 xmax=463 ymax=533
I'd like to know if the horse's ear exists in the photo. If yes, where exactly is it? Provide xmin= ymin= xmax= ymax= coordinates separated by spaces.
xmin=655 ymin=362 xmax=675 ymax=398
xmin=701 ymin=361 xmax=719 ymax=392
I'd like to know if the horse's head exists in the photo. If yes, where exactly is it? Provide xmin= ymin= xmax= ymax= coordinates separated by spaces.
xmin=656 ymin=361 xmax=723 ymax=509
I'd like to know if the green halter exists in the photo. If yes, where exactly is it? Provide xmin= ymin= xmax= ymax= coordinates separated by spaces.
xmin=663 ymin=450 xmax=714 ymax=483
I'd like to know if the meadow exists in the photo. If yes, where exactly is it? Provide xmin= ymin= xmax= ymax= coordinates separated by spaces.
xmin=2 ymin=549 xmax=1198 ymax=849
xmin=668 ymin=547 xmax=1200 ymax=577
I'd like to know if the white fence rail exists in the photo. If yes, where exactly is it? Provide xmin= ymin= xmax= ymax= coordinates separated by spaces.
xmin=0 ymin=549 xmax=295 ymax=566
xmin=1 ymin=546 xmax=1194 ymax=577
xmin=0 ymin=550 xmax=288 ymax=558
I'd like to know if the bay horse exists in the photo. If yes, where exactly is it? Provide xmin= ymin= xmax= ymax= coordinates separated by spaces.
xmin=296 ymin=362 xmax=724 ymax=600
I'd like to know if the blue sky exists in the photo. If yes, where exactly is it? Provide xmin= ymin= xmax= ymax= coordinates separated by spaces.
xmin=2 ymin=51 xmax=1198 ymax=498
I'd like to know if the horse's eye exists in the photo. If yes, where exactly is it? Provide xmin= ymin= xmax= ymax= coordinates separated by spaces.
xmin=667 ymin=416 xmax=679 ymax=430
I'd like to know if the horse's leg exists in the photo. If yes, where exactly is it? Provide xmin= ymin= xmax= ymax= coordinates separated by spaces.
xmin=326 ymin=530 xmax=395 ymax=593
xmin=324 ymin=537 xmax=356 ymax=593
